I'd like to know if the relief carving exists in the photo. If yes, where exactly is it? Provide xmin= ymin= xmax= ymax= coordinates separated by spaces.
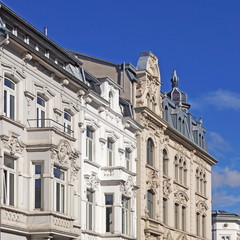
xmin=174 ymin=190 xmax=189 ymax=205
xmin=85 ymin=173 xmax=100 ymax=191
xmin=120 ymin=176 xmax=137 ymax=198
xmin=163 ymin=179 xmax=172 ymax=197
xmin=147 ymin=170 xmax=159 ymax=192
xmin=3 ymin=134 xmax=24 ymax=155
xmin=196 ymin=200 xmax=208 ymax=214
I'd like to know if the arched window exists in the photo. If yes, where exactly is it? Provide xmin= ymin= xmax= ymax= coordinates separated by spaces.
xmin=4 ymin=78 xmax=15 ymax=119
xmin=147 ymin=93 xmax=151 ymax=109
xmin=163 ymin=149 xmax=168 ymax=176
xmin=107 ymin=138 xmax=114 ymax=166
xmin=179 ymin=158 xmax=183 ymax=183
xmin=152 ymin=97 xmax=156 ymax=112
xmin=199 ymin=134 xmax=202 ymax=147
xmin=147 ymin=138 xmax=154 ymax=166
xmin=183 ymin=161 xmax=187 ymax=186
xmin=182 ymin=120 xmax=185 ymax=135
xmin=174 ymin=156 xmax=178 ymax=181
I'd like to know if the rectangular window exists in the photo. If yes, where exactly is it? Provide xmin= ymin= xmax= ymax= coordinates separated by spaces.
xmin=147 ymin=190 xmax=154 ymax=219
xmin=196 ymin=213 xmax=200 ymax=236
xmin=4 ymin=78 xmax=15 ymax=119
xmin=64 ymin=112 xmax=72 ymax=134
xmin=34 ymin=164 xmax=42 ymax=209
xmin=107 ymin=139 xmax=113 ymax=166
xmin=125 ymin=150 xmax=130 ymax=171
xmin=182 ymin=206 xmax=186 ymax=231
xmin=163 ymin=198 xmax=168 ymax=224
xmin=86 ymin=127 xmax=94 ymax=161
xmin=86 ymin=190 xmax=94 ymax=230
xmin=105 ymin=194 xmax=113 ymax=232
xmin=3 ymin=155 xmax=15 ymax=206
xmin=175 ymin=203 xmax=179 ymax=229
xmin=37 ymin=96 xmax=46 ymax=127
xmin=54 ymin=167 xmax=65 ymax=213
xmin=122 ymin=196 xmax=130 ymax=235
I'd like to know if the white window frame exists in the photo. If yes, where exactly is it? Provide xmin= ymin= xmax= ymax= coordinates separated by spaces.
xmin=125 ymin=149 xmax=131 ymax=171
xmin=53 ymin=167 xmax=66 ymax=213
xmin=37 ymin=96 xmax=46 ymax=127
xmin=3 ymin=154 xmax=15 ymax=206
xmin=122 ymin=195 xmax=130 ymax=235
xmin=107 ymin=138 xmax=114 ymax=166
xmin=86 ymin=127 xmax=94 ymax=161
xmin=86 ymin=189 xmax=95 ymax=230
xmin=4 ymin=78 xmax=15 ymax=119
xmin=64 ymin=111 xmax=72 ymax=135
xmin=33 ymin=163 xmax=43 ymax=209
xmin=105 ymin=193 xmax=114 ymax=233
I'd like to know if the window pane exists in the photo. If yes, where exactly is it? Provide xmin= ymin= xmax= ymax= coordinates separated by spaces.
xmin=64 ymin=112 xmax=71 ymax=121
xmin=56 ymin=182 xmax=60 ymax=212
xmin=9 ymin=173 xmax=14 ymax=206
xmin=4 ymin=155 xmax=14 ymax=169
xmin=54 ymin=168 xmax=64 ymax=180
xmin=61 ymin=184 xmax=65 ymax=213
xmin=3 ymin=170 xmax=7 ymax=204
xmin=37 ymin=96 xmax=45 ymax=107
xmin=35 ymin=165 xmax=42 ymax=174
xmin=10 ymin=95 xmax=14 ymax=119
xmin=4 ymin=78 xmax=15 ymax=89
xmin=106 ymin=207 xmax=113 ymax=232
xmin=35 ymin=179 xmax=41 ymax=208
xmin=105 ymin=194 xmax=113 ymax=205
xmin=4 ymin=90 xmax=7 ymax=114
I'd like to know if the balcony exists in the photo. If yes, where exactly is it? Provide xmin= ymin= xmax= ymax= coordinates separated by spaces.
xmin=27 ymin=118 xmax=75 ymax=147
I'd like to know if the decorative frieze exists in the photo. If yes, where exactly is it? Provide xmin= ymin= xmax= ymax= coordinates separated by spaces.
xmin=2 ymin=134 xmax=24 ymax=155
xmin=84 ymin=173 xmax=100 ymax=191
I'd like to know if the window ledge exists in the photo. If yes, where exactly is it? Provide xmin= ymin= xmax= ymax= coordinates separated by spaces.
xmin=145 ymin=164 xmax=158 ymax=172
xmin=0 ymin=115 xmax=25 ymax=129
xmin=84 ymin=159 xmax=101 ymax=168
xmin=195 ymin=192 xmax=208 ymax=200
xmin=173 ymin=180 xmax=189 ymax=190
xmin=163 ymin=174 xmax=171 ymax=180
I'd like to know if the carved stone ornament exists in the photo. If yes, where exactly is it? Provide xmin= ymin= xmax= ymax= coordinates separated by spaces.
xmin=163 ymin=179 xmax=172 ymax=197
xmin=162 ymin=229 xmax=173 ymax=240
xmin=51 ymin=140 xmax=79 ymax=176
xmin=176 ymin=233 xmax=188 ymax=240
xmin=3 ymin=135 xmax=24 ymax=155
xmin=84 ymin=173 xmax=100 ymax=191
xmin=145 ymin=232 xmax=161 ymax=240
xmin=196 ymin=200 xmax=208 ymax=214
xmin=174 ymin=190 xmax=189 ymax=205
xmin=120 ymin=176 xmax=137 ymax=198
xmin=147 ymin=170 xmax=159 ymax=192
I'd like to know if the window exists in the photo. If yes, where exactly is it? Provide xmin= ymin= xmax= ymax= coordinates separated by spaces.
xmin=64 ymin=111 xmax=72 ymax=134
xmin=3 ymin=155 xmax=15 ymax=206
xmin=174 ymin=156 xmax=178 ymax=181
xmin=34 ymin=164 xmax=42 ymax=209
xmin=163 ymin=198 xmax=168 ymax=224
xmin=54 ymin=167 xmax=65 ymax=213
xmin=175 ymin=157 xmax=187 ymax=186
xmin=37 ymin=96 xmax=46 ymax=127
xmin=202 ymin=215 xmax=206 ymax=237
xmin=147 ymin=138 xmax=154 ymax=166
xmin=183 ymin=161 xmax=187 ymax=186
xmin=152 ymin=97 xmax=155 ymax=112
xmin=163 ymin=149 xmax=168 ymax=176
xmin=147 ymin=190 xmax=154 ymax=219
xmin=196 ymin=168 xmax=206 ymax=196
xmin=182 ymin=206 xmax=186 ymax=231
xmin=122 ymin=196 xmax=130 ymax=235
xmin=164 ymin=106 xmax=168 ymax=121
xmin=4 ymin=78 xmax=15 ymax=119
xmin=107 ymin=138 xmax=114 ymax=166
xmin=105 ymin=194 xmax=114 ymax=232
xmin=175 ymin=203 xmax=179 ymax=229
xmin=147 ymin=93 xmax=151 ymax=109
xmin=125 ymin=149 xmax=131 ymax=171
xmin=178 ymin=117 xmax=182 ymax=132
xmin=86 ymin=127 xmax=94 ymax=161
xmin=86 ymin=190 xmax=94 ymax=230
xmin=196 ymin=212 xmax=200 ymax=236
xmin=182 ymin=120 xmax=185 ymax=135
xmin=179 ymin=159 xmax=183 ymax=183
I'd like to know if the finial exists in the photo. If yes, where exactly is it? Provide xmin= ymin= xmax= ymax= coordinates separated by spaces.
xmin=199 ymin=116 xmax=203 ymax=125
xmin=171 ymin=69 xmax=179 ymax=88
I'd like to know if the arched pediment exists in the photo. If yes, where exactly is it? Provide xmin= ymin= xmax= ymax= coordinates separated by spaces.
xmin=174 ymin=190 xmax=189 ymax=205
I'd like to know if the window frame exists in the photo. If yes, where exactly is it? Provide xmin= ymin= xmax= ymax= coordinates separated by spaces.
xmin=86 ymin=127 xmax=94 ymax=161
xmin=147 ymin=138 xmax=154 ymax=166
xmin=122 ymin=195 xmax=131 ymax=235
xmin=4 ymin=78 xmax=16 ymax=120
xmin=37 ymin=95 xmax=46 ymax=127
xmin=86 ymin=189 xmax=95 ymax=230
xmin=105 ymin=193 xmax=114 ymax=233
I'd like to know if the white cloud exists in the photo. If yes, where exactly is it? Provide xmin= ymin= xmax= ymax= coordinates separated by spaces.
xmin=190 ymin=89 xmax=240 ymax=111
xmin=208 ymin=131 xmax=231 ymax=156
xmin=213 ymin=191 xmax=240 ymax=208
xmin=212 ymin=167 xmax=240 ymax=189
xmin=205 ymin=89 xmax=240 ymax=110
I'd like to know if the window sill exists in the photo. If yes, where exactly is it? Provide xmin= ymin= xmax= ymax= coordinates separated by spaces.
xmin=195 ymin=192 xmax=208 ymax=200
xmin=173 ymin=180 xmax=189 ymax=190
xmin=0 ymin=115 xmax=25 ymax=129
xmin=84 ymin=159 xmax=101 ymax=168
xmin=145 ymin=164 xmax=158 ymax=172
xmin=163 ymin=174 xmax=171 ymax=180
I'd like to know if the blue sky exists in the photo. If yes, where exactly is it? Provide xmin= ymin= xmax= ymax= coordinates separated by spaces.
xmin=2 ymin=0 xmax=240 ymax=213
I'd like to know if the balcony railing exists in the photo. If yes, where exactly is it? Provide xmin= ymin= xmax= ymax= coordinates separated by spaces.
xmin=27 ymin=118 xmax=74 ymax=137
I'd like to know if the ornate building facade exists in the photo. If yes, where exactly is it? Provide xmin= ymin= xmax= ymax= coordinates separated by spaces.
xmin=0 ymin=3 xmax=140 ymax=240
xmin=0 ymin=2 xmax=217 ymax=240
xmin=73 ymin=51 xmax=217 ymax=240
